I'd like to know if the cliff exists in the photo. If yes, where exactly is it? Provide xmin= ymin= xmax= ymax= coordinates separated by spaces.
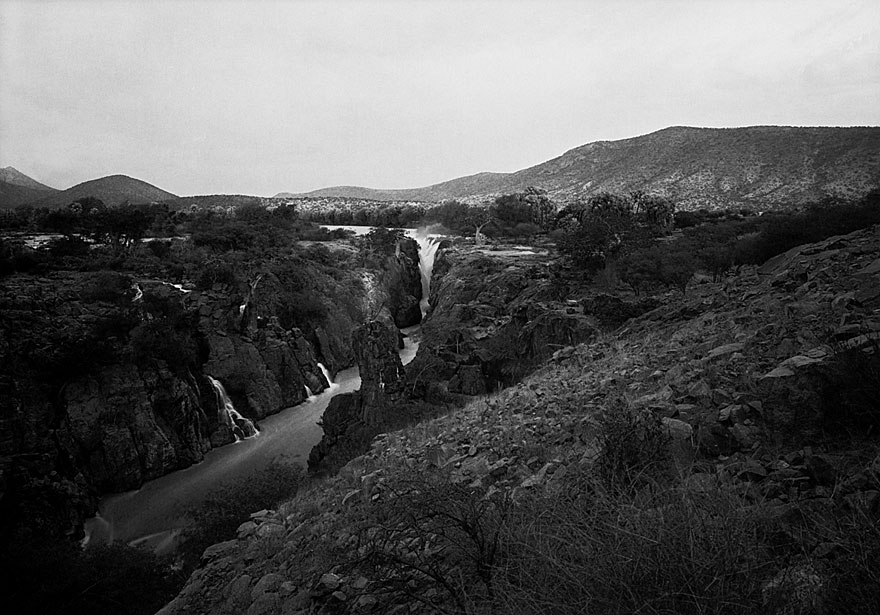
xmin=158 ymin=225 xmax=880 ymax=615
xmin=0 ymin=238 xmax=422 ymax=541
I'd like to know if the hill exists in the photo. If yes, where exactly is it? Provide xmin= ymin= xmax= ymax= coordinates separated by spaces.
xmin=0 ymin=166 xmax=58 ymax=208
xmin=23 ymin=174 xmax=177 ymax=209
xmin=279 ymin=126 xmax=880 ymax=209
xmin=0 ymin=166 xmax=56 ymax=191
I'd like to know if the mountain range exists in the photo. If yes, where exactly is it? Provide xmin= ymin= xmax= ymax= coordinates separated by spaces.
xmin=277 ymin=126 xmax=880 ymax=209
xmin=3 ymin=126 xmax=879 ymax=211
xmin=0 ymin=172 xmax=177 ymax=210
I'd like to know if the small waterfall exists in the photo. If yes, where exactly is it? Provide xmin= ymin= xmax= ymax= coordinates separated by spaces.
xmin=411 ymin=230 xmax=442 ymax=319
xmin=239 ymin=273 xmax=265 ymax=318
xmin=207 ymin=376 xmax=258 ymax=441
xmin=318 ymin=362 xmax=335 ymax=387
xmin=131 ymin=282 xmax=143 ymax=303
xmin=304 ymin=384 xmax=315 ymax=398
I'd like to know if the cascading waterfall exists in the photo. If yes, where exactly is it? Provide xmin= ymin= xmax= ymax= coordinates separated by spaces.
xmin=207 ymin=376 xmax=259 ymax=440
xmin=318 ymin=362 xmax=335 ymax=388
xmin=411 ymin=230 xmax=442 ymax=319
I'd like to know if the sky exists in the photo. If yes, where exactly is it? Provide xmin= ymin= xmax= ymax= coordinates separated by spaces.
xmin=0 ymin=0 xmax=878 ymax=196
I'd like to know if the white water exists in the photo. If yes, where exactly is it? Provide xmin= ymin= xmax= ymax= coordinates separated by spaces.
xmin=318 ymin=362 xmax=334 ymax=387
xmin=207 ymin=376 xmax=259 ymax=440
xmin=318 ymin=225 xmax=445 ymax=320
xmin=410 ymin=229 xmax=442 ymax=318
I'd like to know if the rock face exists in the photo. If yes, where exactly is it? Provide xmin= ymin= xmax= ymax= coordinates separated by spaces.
xmin=0 ymin=271 xmax=338 ymax=539
xmin=309 ymin=320 xmax=406 ymax=470
xmin=353 ymin=321 xmax=407 ymax=425
xmin=409 ymin=244 xmax=598 ymax=395
xmin=381 ymin=238 xmax=423 ymax=328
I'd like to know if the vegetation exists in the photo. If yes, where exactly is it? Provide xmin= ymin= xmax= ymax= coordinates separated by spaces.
xmin=1 ymin=533 xmax=184 ymax=615
xmin=178 ymin=460 xmax=305 ymax=571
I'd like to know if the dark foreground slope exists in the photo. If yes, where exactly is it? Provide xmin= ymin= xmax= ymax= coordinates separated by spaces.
xmin=282 ymin=126 xmax=880 ymax=209
xmin=159 ymin=225 xmax=880 ymax=615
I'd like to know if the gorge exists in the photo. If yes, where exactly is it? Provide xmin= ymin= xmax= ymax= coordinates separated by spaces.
xmin=80 ymin=226 xmax=437 ymax=553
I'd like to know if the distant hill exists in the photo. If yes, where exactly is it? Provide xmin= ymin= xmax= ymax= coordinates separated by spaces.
xmin=0 ymin=166 xmax=58 ymax=208
xmin=0 ymin=166 xmax=56 ymax=191
xmin=278 ymin=126 xmax=880 ymax=209
xmin=23 ymin=175 xmax=177 ymax=209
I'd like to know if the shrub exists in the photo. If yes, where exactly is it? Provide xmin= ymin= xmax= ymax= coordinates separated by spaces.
xmin=147 ymin=239 xmax=172 ymax=259
xmin=179 ymin=460 xmax=304 ymax=571
xmin=194 ymin=261 xmax=239 ymax=290
xmin=278 ymin=290 xmax=327 ymax=328
xmin=80 ymin=271 xmax=132 ymax=302
xmin=356 ymin=472 xmax=510 ymax=612
xmin=596 ymin=396 xmax=670 ymax=489
xmin=46 ymin=235 xmax=90 ymax=257
xmin=130 ymin=317 xmax=199 ymax=375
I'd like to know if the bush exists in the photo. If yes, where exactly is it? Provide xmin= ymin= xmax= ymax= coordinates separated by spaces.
xmin=356 ymin=472 xmax=510 ymax=612
xmin=130 ymin=316 xmax=200 ymax=375
xmin=80 ymin=271 xmax=132 ymax=302
xmin=278 ymin=290 xmax=327 ymax=328
xmin=596 ymin=396 xmax=671 ymax=489
xmin=46 ymin=235 xmax=90 ymax=257
xmin=194 ymin=262 xmax=240 ymax=290
xmin=179 ymin=460 xmax=304 ymax=570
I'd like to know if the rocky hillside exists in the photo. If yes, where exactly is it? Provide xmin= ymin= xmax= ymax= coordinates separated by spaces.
xmin=281 ymin=126 xmax=880 ymax=210
xmin=0 ymin=235 xmax=422 ymax=542
xmin=0 ymin=166 xmax=57 ymax=208
xmin=20 ymin=174 xmax=177 ymax=209
xmin=159 ymin=225 xmax=880 ymax=614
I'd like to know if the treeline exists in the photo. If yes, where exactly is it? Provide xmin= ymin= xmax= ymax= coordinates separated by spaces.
xmin=556 ymin=189 xmax=880 ymax=295
xmin=0 ymin=197 xmax=347 ymax=279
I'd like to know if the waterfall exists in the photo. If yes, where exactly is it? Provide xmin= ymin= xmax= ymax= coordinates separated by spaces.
xmin=411 ymin=229 xmax=442 ymax=319
xmin=207 ymin=376 xmax=259 ymax=441
xmin=239 ymin=273 xmax=265 ymax=318
xmin=318 ymin=362 xmax=335 ymax=388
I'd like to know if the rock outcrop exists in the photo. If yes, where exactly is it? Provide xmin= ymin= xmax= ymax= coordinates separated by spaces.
xmin=308 ymin=320 xmax=407 ymax=471
xmin=409 ymin=243 xmax=598 ymax=395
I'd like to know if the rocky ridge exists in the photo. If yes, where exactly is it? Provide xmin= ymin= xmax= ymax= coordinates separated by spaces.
xmin=158 ymin=224 xmax=880 ymax=615
xmin=279 ymin=126 xmax=880 ymax=210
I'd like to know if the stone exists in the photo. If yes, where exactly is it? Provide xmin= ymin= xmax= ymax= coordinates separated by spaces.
xmin=706 ymin=342 xmax=744 ymax=360
xmin=247 ymin=593 xmax=281 ymax=615
xmin=201 ymin=539 xmax=239 ymax=562
xmin=761 ymin=562 xmax=826 ymax=615
xmin=661 ymin=417 xmax=693 ymax=440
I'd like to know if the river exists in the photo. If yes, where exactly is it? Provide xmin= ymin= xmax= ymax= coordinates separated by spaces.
xmin=85 ymin=334 xmax=419 ymax=554
xmin=84 ymin=226 xmax=432 ymax=554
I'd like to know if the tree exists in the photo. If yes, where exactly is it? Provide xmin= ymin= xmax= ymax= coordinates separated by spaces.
xmin=556 ymin=192 xmax=677 ymax=276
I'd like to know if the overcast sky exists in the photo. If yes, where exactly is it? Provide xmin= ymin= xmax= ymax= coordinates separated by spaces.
xmin=0 ymin=0 xmax=878 ymax=196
